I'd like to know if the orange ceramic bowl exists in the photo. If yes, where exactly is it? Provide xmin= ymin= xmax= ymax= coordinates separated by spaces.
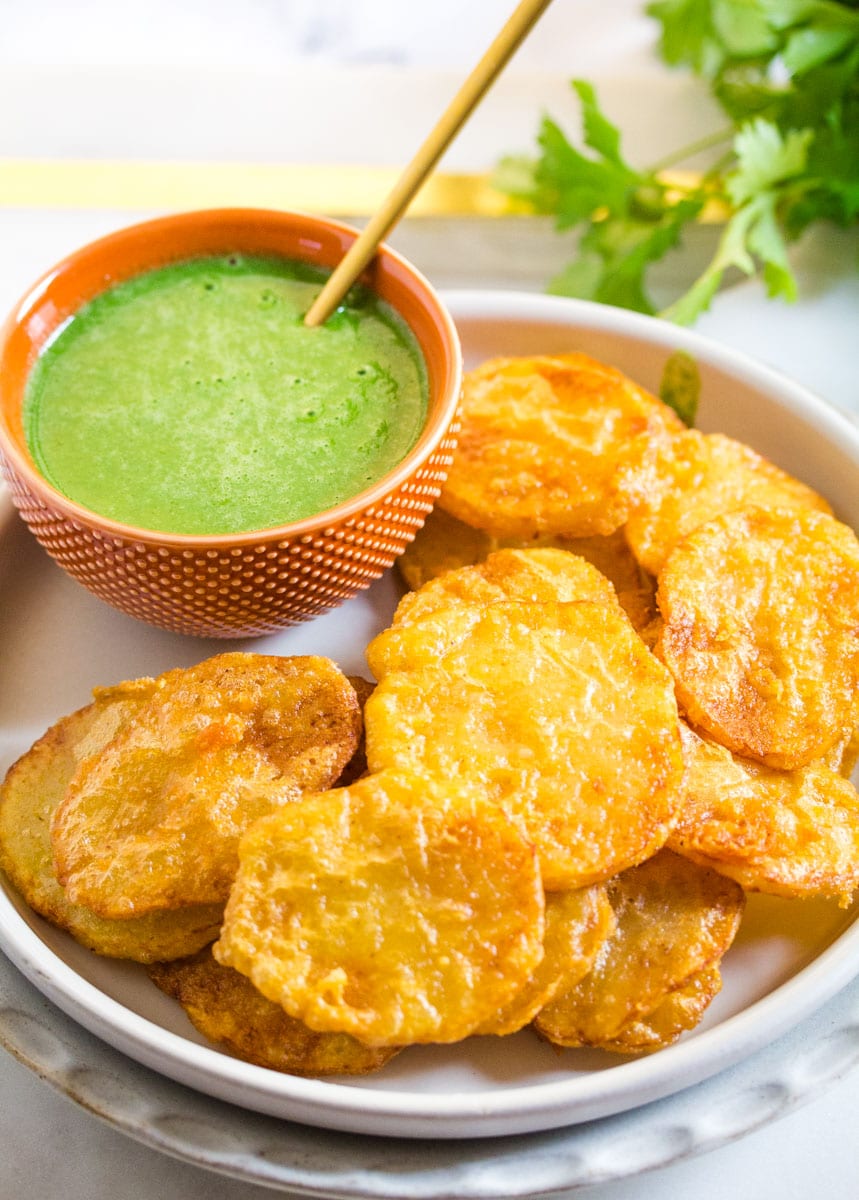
xmin=0 ymin=209 xmax=462 ymax=637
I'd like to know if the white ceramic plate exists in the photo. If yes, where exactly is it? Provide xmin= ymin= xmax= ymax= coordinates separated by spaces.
xmin=1 ymin=290 xmax=858 ymax=1142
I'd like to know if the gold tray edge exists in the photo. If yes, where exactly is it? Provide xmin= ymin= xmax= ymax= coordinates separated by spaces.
xmin=0 ymin=160 xmax=524 ymax=216
xmin=0 ymin=159 xmax=722 ymax=221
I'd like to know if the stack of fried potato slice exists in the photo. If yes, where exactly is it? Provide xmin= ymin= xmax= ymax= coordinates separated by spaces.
xmin=3 ymin=349 xmax=858 ymax=1075
xmin=534 ymin=851 xmax=744 ymax=1053
xmin=212 ymin=355 xmax=751 ymax=1058
xmin=216 ymin=770 xmax=549 ymax=1046
xmin=390 ymin=351 xmax=859 ymax=1052
xmin=0 ymin=653 xmax=362 ymax=960
xmin=1 ymin=652 xmax=397 ymax=1074
xmin=401 ymin=355 xmax=859 ymax=878
xmin=51 ymin=654 xmax=362 ymax=918
xmin=0 ymin=691 xmax=223 ymax=963
xmin=365 ymin=577 xmax=684 ymax=891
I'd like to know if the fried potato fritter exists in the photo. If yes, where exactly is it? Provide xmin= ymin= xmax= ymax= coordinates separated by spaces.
xmin=533 ymin=851 xmax=744 ymax=1047
xmin=437 ymin=354 xmax=680 ymax=539
xmin=558 ymin=529 xmax=658 ymax=634
xmin=669 ymin=723 xmax=859 ymax=900
xmin=0 ymin=699 xmax=222 ymax=962
xmin=392 ymin=547 xmax=621 ymax=630
xmin=215 ymin=770 xmax=545 ymax=1047
xmin=476 ymin=884 xmax=616 ymax=1037
xmin=366 ymin=600 xmax=684 ymax=890
xmin=334 ymin=676 xmax=375 ymax=787
xmin=626 ymin=430 xmax=832 ymax=576
xmin=148 ymin=949 xmax=400 ymax=1075
xmin=397 ymin=507 xmax=503 ymax=591
xmin=657 ymin=507 xmax=859 ymax=769
xmin=52 ymin=653 xmax=361 ymax=919
xmin=598 ymin=967 xmax=723 ymax=1054
xmin=828 ymin=726 xmax=859 ymax=779
xmin=397 ymin=512 xmax=657 ymax=632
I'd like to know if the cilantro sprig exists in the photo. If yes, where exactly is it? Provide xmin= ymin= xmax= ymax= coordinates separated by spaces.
xmin=493 ymin=0 xmax=859 ymax=324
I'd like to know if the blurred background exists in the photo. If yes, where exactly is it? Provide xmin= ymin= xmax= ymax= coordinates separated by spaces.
xmin=3 ymin=0 xmax=854 ymax=406
xmin=0 ymin=0 xmax=723 ymax=295
xmin=3 ymin=0 xmax=656 ymax=70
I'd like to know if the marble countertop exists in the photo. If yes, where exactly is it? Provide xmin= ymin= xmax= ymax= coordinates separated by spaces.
xmin=1 ymin=3 xmax=857 ymax=1196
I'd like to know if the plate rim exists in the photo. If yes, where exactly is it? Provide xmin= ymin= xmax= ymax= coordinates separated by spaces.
xmin=3 ymin=948 xmax=859 ymax=1198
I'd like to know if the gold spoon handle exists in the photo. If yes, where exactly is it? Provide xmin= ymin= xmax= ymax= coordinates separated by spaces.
xmin=303 ymin=0 xmax=554 ymax=327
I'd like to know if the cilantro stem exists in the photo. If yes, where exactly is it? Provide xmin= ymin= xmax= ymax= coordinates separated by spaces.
xmin=647 ymin=126 xmax=736 ymax=175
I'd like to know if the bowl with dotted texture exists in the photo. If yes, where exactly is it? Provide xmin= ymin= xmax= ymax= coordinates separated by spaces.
xmin=0 ymin=208 xmax=462 ymax=637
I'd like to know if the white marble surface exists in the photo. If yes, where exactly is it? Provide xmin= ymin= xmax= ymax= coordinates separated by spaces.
xmin=1 ymin=1 xmax=857 ymax=1196
xmin=0 ymin=0 xmax=671 ymax=71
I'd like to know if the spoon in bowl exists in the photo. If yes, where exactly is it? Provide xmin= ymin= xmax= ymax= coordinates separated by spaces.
xmin=303 ymin=0 xmax=554 ymax=328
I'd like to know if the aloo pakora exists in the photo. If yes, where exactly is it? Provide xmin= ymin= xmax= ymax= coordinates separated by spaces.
xmin=626 ymin=429 xmax=832 ymax=576
xmin=148 ymin=948 xmax=400 ymax=1075
xmin=52 ymin=653 xmax=361 ymax=919
xmin=534 ymin=851 xmax=744 ymax=1048
xmin=391 ymin=546 xmax=620 ymax=630
xmin=669 ymin=723 xmax=859 ymax=901
xmin=599 ymin=967 xmax=723 ymax=1054
xmin=366 ymin=599 xmax=684 ymax=890
xmin=437 ymin=354 xmax=681 ymax=539
xmin=0 ymin=698 xmax=222 ymax=962
xmin=8 ymin=340 xmax=858 ymax=1073
xmin=215 ymin=770 xmax=545 ymax=1047
xmin=657 ymin=507 xmax=859 ymax=769
xmin=476 ymin=884 xmax=615 ymax=1037
xmin=397 ymin=511 xmax=656 ymax=633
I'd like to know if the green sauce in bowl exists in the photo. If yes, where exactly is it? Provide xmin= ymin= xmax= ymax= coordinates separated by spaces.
xmin=24 ymin=254 xmax=428 ymax=535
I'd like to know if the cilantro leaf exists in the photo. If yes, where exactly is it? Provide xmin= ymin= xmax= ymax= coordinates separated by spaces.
xmin=660 ymin=350 xmax=701 ymax=424
xmin=727 ymin=120 xmax=813 ymax=203
xmin=646 ymin=0 xmax=726 ymax=74
xmin=493 ymin=0 xmax=859 ymax=324
xmin=534 ymin=115 xmax=637 ymax=228
xmin=491 ymin=80 xmax=710 ymax=316
xmin=572 ymin=79 xmax=626 ymax=164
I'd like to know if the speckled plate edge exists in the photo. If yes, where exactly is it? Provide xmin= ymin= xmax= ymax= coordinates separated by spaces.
xmin=4 ymin=863 xmax=859 ymax=1144
xmin=3 ymin=946 xmax=859 ymax=1198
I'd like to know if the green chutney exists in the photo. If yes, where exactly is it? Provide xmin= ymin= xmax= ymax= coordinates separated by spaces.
xmin=24 ymin=254 xmax=429 ymax=534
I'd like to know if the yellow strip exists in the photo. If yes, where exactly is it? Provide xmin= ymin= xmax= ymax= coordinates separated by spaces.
xmin=0 ymin=159 xmax=723 ymax=222
xmin=0 ymin=159 xmax=533 ymax=217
